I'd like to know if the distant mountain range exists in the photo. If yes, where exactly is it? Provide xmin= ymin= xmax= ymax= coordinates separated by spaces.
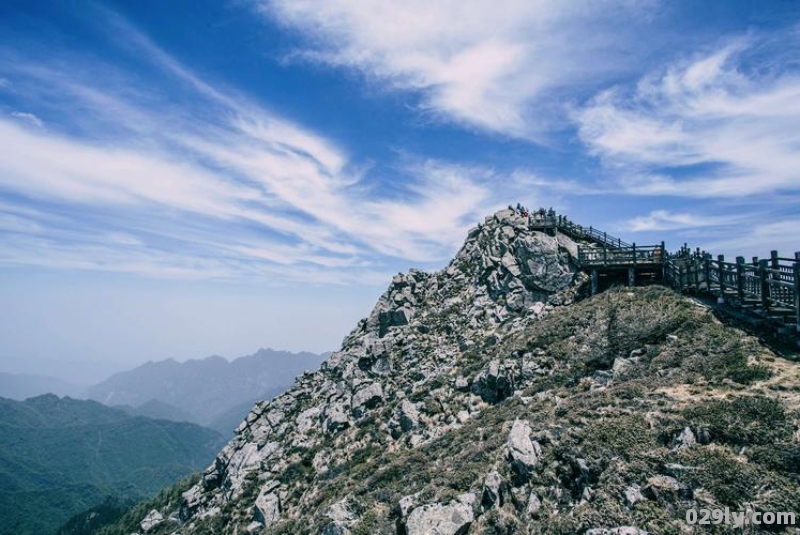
xmin=0 ymin=394 xmax=225 ymax=535
xmin=86 ymin=348 xmax=327 ymax=435
xmin=0 ymin=373 xmax=85 ymax=400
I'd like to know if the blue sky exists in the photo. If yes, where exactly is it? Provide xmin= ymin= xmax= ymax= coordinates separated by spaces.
xmin=1 ymin=1 xmax=799 ymax=382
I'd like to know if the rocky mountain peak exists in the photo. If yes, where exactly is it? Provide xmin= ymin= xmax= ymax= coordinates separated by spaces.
xmin=160 ymin=207 xmax=588 ymax=532
xmin=111 ymin=207 xmax=799 ymax=535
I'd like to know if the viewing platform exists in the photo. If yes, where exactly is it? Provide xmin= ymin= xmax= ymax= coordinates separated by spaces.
xmin=514 ymin=207 xmax=799 ymax=346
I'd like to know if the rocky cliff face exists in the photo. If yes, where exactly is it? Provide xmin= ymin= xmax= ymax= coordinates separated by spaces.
xmin=108 ymin=209 xmax=800 ymax=535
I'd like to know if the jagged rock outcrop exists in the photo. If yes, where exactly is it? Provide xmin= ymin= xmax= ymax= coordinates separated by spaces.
xmin=506 ymin=419 xmax=542 ymax=479
xmin=405 ymin=494 xmax=475 ymax=535
xmin=109 ymin=208 xmax=800 ymax=535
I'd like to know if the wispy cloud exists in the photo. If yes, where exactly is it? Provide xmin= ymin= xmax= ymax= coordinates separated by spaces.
xmin=0 ymin=10 xmax=536 ymax=282
xmin=576 ymin=32 xmax=800 ymax=198
xmin=10 ymin=111 xmax=42 ymax=127
xmin=625 ymin=210 xmax=739 ymax=232
xmin=260 ymin=0 xmax=656 ymax=139
xmin=702 ymin=219 xmax=800 ymax=257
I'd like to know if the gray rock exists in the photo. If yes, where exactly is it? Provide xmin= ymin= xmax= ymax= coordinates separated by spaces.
xmin=585 ymin=528 xmax=649 ymax=535
xmin=246 ymin=521 xmax=264 ymax=534
xmin=506 ymin=419 xmax=541 ymax=478
xmin=501 ymin=252 xmax=522 ymax=277
xmin=326 ymin=498 xmax=356 ymax=523
xmin=643 ymin=475 xmax=692 ymax=501
xmin=254 ymin=484 xmax=281 ymax=526
xmin=672 ymin=427 xmax=696 ymax=450
xmin=406 ymin=499 xmax=474 ymax=535
xmin=399 ymin=493 xmax=418 ymax=518
xmin=593 ymin=369 xmax=613 ymax=385
xmin=454 ymin=376 xmax=469 ymax=390
xmin=139 ymin=509 xmax=163 ymax=533
xmin=321 ymin=523 xmax=351 ymax=535
xmin=472 ymin=359 xmax=516 ymax=403
xmin=624 ymin=485 xmax=645 ymax=507
xmin=481 ymin=470 xmax=504 ymax=509
xmin=325 ymin=400 xmax=350 ymax=432
xmin=351 ymin=382 xmax=383 ymax=417
xmin=612 ymin=357 xmax=637 ymax=380
xmin=399 ymin=400 xmax=420 ymax=432
xmin=666 ymin=334 xmax=679 ymax=344
xmin=526 ymin=491 xmax=541 ymax=517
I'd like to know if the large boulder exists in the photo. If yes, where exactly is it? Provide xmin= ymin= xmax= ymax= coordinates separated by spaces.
xmin=325 ymin=400 xmax=351 ymax=432
xmin=351 ymin=382 xmax=383 ymax=417
xmin=254 ymin=482 xmax=281 ymax=526
xmin=472 ymin=359 xmax=517 ymax=403
xmin=481 ymin=470 xmax=504 ymax=509
xmin=405 ymin=496 xmax=475 ymax=535
xmin=140 ymin=509 xmax=163 ymax=533
xmin=389 ymin=399 xmax=421 ymax=438
xmin=506 ymin=419 xmax=542 ymax=479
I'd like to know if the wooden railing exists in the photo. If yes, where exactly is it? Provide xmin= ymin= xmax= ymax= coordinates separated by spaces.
xmin=526 ymin=211 xmax=630 ymax=249
xmin=516 ymin=208 xmax=799 ymax=342
xmin=578 ymin=244 xmax=665 ymax=267
xmin=663 ymin=249 xmax=800 ymax=333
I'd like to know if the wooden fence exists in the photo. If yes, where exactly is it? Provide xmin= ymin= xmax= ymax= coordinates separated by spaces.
xmin=663 ymin=249 xmax=800 ymax=336
xmin=519 ymin=208 xmax=800 ymax=343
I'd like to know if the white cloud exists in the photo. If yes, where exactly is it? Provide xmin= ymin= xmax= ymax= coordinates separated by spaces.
xmin=10 ymin=111 xmax=42 ymax=127
xmin=261 ymin=0 xmax=654 ymax=138
xmin=702 ymin=219 xmax=800 ymax=258
xmin=625 ymin=210 xmax=739 ymax=232
xmin=576 ymin=35 xmax=800 ymax=197
xmin=0 ymin=11 xmax=542 ymax=281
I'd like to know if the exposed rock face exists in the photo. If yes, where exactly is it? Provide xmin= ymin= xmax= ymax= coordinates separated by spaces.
xmin=140 ymin=509 xmax=164 ymax=532
xmin=506 ymin=419 xmax=541 ymax=478
xmin=472 ymin=359 xmax=516 ymax=403
xmin=406 ymin=495 xmax=475 ymax=535
xmin=120 ymin=208 xmax=800 ymax=535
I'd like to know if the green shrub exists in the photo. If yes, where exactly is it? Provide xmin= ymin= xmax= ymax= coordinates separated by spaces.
xmin=683 ymin=396 xmax=789 ymax=446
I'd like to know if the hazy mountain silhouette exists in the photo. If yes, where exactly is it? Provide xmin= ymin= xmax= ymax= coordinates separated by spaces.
xmin=86 ymin=348 xmax=327 ymax=435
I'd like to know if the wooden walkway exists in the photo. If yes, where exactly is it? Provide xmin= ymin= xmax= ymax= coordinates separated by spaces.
xmin=520 ymin=209 xmax=799 ymax=345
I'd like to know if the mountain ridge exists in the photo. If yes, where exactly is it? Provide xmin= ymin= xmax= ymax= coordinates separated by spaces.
xmin=87 ymin=348 xmax=327 ymax=434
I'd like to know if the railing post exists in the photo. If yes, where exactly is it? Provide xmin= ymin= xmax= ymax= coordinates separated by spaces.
xmin=632 ymin=242 xmax=637 ymax=268
xmin=603 ymin=245 xmax=607 ymax=266
xmin=794 ymin=252 xmax=800 ymax=344
xmin=718 ymin=255 xmax=726 ymax=303
xmin=704 ymin=253 xmax=711 ymax=292
xmin=679 ymin=264 xmax=685 ymax=291
xmin=770 ymin=250 xmax=781 ymax=305
xmin=693 ymin=256 xmax=700 ymax=289
xmin=759 ymin=259 xmax=770 ymax=311
xmin=736 ymin=257 xmax=745 ymax=301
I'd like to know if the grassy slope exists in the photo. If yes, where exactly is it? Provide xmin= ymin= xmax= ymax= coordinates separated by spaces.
xmin=103 ymin=287 xmax=800 ymax=534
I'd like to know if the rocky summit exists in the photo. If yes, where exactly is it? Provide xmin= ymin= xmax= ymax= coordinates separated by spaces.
xmin=103 ymin=209 xmax=800 ymax=535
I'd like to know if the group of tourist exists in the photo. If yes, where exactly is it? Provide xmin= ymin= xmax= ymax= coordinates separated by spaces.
xmin=510 ymin=204 xmax=556 ymax=222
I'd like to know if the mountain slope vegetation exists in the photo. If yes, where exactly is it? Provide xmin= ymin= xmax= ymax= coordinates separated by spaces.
xmin=0 ymin=395 xmax=225 ymax=535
